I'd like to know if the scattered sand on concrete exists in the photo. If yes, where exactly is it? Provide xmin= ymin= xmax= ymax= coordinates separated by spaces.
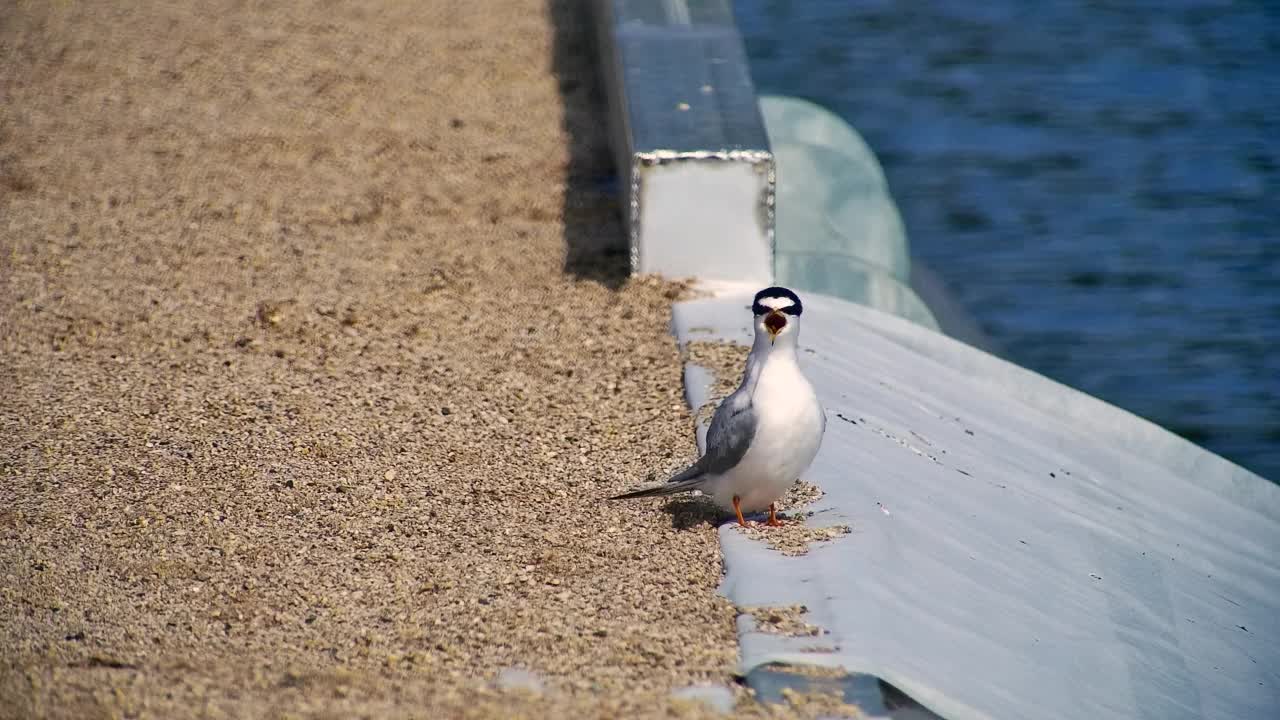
xmin=779 ymin=687 xmax=866 ymax=718
xmin=743 ymin=606 xmax=823 ymax=638
xmin=683 ymin=340 xmax=752 ymax=427
xmin=776 ymin=480 xmax=825 ymax=515
xmin=0 ymin=1 xmax=850 ymax=717
xmin=736 ymin=522 xmax=853 ymax=557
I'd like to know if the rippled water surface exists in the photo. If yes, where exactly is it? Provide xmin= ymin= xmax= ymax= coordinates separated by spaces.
xmin=736 ymin=0 xmax=1279 ymax=480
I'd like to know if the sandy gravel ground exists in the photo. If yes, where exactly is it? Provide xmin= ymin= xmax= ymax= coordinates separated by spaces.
xmin=0 ymin=1 xmax=846 ymax=718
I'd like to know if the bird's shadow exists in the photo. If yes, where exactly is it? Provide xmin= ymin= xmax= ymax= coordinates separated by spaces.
xmin=664 ymin=497 xmax=730 ymax=531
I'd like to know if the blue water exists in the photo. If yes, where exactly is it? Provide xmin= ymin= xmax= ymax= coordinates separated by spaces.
xmin=735 ymin=0 xmax=1280 ymax=481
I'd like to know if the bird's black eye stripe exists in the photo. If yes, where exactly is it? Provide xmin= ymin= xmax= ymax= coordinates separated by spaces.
xmin=752 ymin=300 xmax=802 ymax=317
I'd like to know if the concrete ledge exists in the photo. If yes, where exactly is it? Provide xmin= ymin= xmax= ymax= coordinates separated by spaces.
xmin=594 ymin=0 xmax=774 ymax=284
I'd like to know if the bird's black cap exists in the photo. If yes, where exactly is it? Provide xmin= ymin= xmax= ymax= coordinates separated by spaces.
xmin=752 ymin=286 xmax=803 ymax=316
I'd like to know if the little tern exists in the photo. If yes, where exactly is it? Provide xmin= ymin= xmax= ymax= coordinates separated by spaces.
xmin=611 ymin=287 xmax=826 ymax=526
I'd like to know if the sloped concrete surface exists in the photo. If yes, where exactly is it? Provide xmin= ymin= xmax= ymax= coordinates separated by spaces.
xmin=675 ymin=286 xmax=1279 ymax=720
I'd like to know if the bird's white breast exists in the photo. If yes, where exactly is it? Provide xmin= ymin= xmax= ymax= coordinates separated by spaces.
xmin=710 ymin=355 xmax=824 ymax=513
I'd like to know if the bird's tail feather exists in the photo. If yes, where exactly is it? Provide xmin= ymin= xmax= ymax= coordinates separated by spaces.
xmin=608 ymin=476 xmax=704 ymax=500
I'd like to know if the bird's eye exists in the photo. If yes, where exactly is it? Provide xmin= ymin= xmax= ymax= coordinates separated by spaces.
xmin=751 ymin=302 xmax=767 ymax=316
xmin=781 ymin=305 xmax=801 ymax=317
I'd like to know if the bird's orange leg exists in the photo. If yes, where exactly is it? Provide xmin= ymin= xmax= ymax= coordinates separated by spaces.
xmin=767 ymin=503 xmax=782 ymax=527
xmin=732 ymin=495 xmax=747 ymax=527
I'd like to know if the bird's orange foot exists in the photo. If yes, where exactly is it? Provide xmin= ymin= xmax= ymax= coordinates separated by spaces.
xmin=766 ymin=503 xmax=783 ymax=527
xmin=733 ymin=495 xmax=748 ymax=527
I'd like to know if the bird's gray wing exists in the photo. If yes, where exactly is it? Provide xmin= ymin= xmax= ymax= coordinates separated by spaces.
xmin=690 ymin=388 xmax=757 ymax=477
xmin=608 ymin=389 xmax=757 ymax=501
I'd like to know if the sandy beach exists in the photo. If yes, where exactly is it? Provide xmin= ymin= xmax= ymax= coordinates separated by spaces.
xmin=0 ymin=1 xmax=847 ymax=717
